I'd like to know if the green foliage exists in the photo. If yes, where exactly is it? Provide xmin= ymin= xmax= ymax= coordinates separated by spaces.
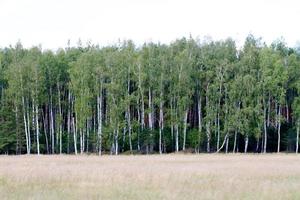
xmin=0 ymin=36 xmax=300 ymax=154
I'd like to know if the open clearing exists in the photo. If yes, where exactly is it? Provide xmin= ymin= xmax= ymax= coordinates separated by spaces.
xmin=0 ymin=154 xmax=300 ymax=200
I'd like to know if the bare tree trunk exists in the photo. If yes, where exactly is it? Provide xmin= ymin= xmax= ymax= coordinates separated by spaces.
xmin=72 ymin=117 xmax=77 ymax=155
xmin=217 ymin=112 xmax=220 ymax=150
xmin=126 ymin=107 xmax=132 ymax=153
xmin=35 ymin=102 xmax=40 ymax=155
xmin=121 ymin=127 xmax=126 ymax=152
xmin=67 ymin=91 xmax=71 ymax=154
xmin=233 ymin=129 xmax=237 ymax=153
xmin=206 ymin=121 xmax=211 ymax=153
xmin=225 ymin=136 xmax=229 ymax=154
xmin=127 ymin=65 xmax=133 ymax=154
xmin=244 ymin=135 xmax=248 ymax=153
xmin=138 ymin=63 xmax=145 ymax=130
xmin=80 ymin=128 xmax=83 ymax=154
xmin=175 ymin=123 xmax=179 ymax=152
xmin=148 ymin=88 xmax=153 ymax=152
xmin=296 ymin=120 xmax=299 ymax=154
xmin=86 ymin=120 xmax=90 ymax=153
xmin=26 ymin=100 xmax=31 ymax=154
xmin=215 ymin=133 xmax=228 ymax=153
xmin=115 ymin=127 xmax=119 ymax=155
xmin=263 ymin=97 xmax=267 ymax=153
xmin=15 ymin=105 xmax=20 ymax=154
xmin=50 ymin=89 xmax=55 ymax=154
xmin=159 ymin=91 xmax=164 ymax=154
xmin=217 ymin=81 xmax=222 ymax=151
xmin=22 ymin=96 xmax=30 ymax=154
xmin=267 ymin=93 xmax=271 ymax=127
xmin=97 ymin=89 xmax=103 ymax=155
xmin=277 ymin=104 xmax=281 ymax=153
xmin=206 ymin=84 xmax=210 ymax=153
xmin=182 ymin=109 xmax=188 ymax=151
xmin=57 ymin=82 xmax=63 ymax=154
xmin=170 ymin=97 xmax=174 ymax=151
xmin=198 ymin=94 xmax=202 ymax=152
xmin=42 ymin=109 xmax=49 ymax=154
xmin=137 ymin=98 xmax=141 ymax=151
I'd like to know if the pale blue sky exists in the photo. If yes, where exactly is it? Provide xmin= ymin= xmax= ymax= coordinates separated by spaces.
xmin=0 ymin=0 xmax=300 ymax=49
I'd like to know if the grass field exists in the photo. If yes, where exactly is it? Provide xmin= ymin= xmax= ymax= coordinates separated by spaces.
xmin=0 ymin=154 xmax=300 ymax=200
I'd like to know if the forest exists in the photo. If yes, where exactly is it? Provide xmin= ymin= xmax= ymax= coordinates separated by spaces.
xmin=1 ymin=35 xmax=300 ymax=155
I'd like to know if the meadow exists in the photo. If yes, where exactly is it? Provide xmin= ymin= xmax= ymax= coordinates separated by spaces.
xmin=0 ymin=154 xmax=300 ymax=200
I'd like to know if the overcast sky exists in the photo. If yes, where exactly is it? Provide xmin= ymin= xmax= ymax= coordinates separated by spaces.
xmin=0 ymin=0 xmax=300 ymax=50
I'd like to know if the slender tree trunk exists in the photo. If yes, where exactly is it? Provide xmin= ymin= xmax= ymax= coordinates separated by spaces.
xmin=35 ymin=102 xmax=40 ymax=155
xmin=216 ymin=134 xmax=228 ymax=153
xmin=42 ymin=110 xmax=49 ymax=154
xmin=97 ymin=88 xmax=103 ymax=155
xmin=26 ymin=100 xmax=31 ymax=153
xmin=15 ymin=105 xmax=20 ymax=154
xmin=127 ymin=65 xmax=133 ymax=153
xmin=148 ymin=88 xmax=153 ymax=152
xmin=198 ymin=94 xmax=202 ymax=152
xmin=217 ymin=112 xmax=220 ymax=150
xmin=159 ymin=91 xmax=164 ymax=154
xmin=263 ymin=97 xmax=267 ymax=153
xmin=267 ymin=93 xmax=271 ymax=127
xmin=121 ymin=127 xmax=126 ymax=152
xmin=175 ymin=123 xmax=179 ymax=152
xmin=206 ymin=84 xmax=210 ymax=153
xmin=296 ymin=120 xmax=299 ymax=154
xmin=217 ymin=81 xmax=222 ymax=151
xmin=233 ymin=129 xmax=237 ymax=153
xmin=138 ymin=63 xmax=145 ymax=130
xmin=115 ymin=127 xmax=119 ymax=155
xmin=275 ymin=102 xmax=278 ymax=128
xmin=256 ymin=138 xmax=260 ymax=153
xmin=57 ymin=82 xmax=63 ymax=154
xmin=225 ymin=136 xmax=229 ymax=154
xmin=80 ymin=128 xmax=83 ymax=154
xmin=72 ymin=117 xmax=77 ymax=155
xmin=127 ymin=107 xmax=132 ymax=153
xmin=86 ymin=120 xmax=90 ymax=153
xmin=182 ymin=109 xmax=188 ymax=151
xmin=206 ymin=121 xmax=211 ymax=153
xmin=22 ymin=96 xmax=30 ymax=154
xmin=137 ymin=98 xmax=141 ymax=151
xmin=277 ymin=104 xmax=281 ymax=153
xmin=67 ymin=91 xmax=71 ymax=154
xmin=170 ymin=97 xmax=174 ymax=151
xmin=244 ymin=135 xmax=248 ymax=153
xmin=50 ymin=89 xmax=55 ymax=154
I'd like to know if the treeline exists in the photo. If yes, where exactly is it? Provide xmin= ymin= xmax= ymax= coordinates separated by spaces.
xmin=1 ymin=35 xmax=300 ymax=155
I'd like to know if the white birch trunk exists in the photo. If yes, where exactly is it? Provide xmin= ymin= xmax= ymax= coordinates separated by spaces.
xmin=263 ymin=104 xmax=267 ymax=153
xmin=233 ymin=129 xmax=237 ymax=153
xmin=35 ymin=102 xmax=40 ymax=155
xmin=57 ymin=82 xmax=62 ymax=154
xmin=277 ymin=104 xmax=281 ymax=153
xmin=159 ymin=93 xmax=163 ymax=154
xmin=296 ymin=120 xmax=299 ymax=154
xmin=244 ymin=135 xmax=248 ymax=153
xmin=175 ymin=123 xmax=179 ymax=152
xmin=72 ymin=117 xmax=77 ymax=155
xmin=182 ymin=109 xmax=188 ymax=151
xmin=198 ymin=94 xmax=202 ymax=152
xmin=97 ymin=89 xmax=102 ymax=155
xmin=22 ymin=96 xmax=30 ymax=154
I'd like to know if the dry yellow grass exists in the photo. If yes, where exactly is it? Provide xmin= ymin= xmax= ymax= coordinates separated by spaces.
xmin=0 ymin=154 xmax=300 ymax=200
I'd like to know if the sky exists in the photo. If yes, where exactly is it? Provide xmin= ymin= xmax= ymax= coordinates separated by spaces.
xmin=0 ymin=0 xmax=300 ymax=50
